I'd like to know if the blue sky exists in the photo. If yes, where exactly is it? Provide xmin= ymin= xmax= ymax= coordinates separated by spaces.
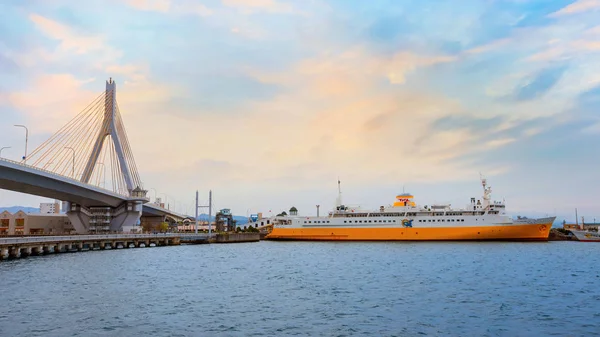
xmin=1 ymin=0 xmax=600 ymax=222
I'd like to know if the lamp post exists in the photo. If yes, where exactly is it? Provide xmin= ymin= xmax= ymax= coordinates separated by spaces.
xmin=14 ymin=125 xmax=28 ymax=164
xmin=0 ymin=146 xmax=11 ymax=159
xmin=161 ymin=193 xmax=169 ymax=209
xmin=150 ymin=188 xmax=158 ymax=203
xmin=64 ymin=147 xmax=75 ymax=178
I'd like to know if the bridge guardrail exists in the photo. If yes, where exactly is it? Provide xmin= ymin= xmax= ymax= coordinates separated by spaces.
xmin=0 ymin=158 xmax=189 ymax=216
xmin=0 ymin=157 xmax=132 ymax=198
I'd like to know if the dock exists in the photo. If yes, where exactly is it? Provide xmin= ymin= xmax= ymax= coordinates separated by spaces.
xmin=0 ymin=234 xmax=180 ymax=260
xmin=178 ymin=232 xmax=261 ymax=244
xmin=0 ymin=232 xmax=261 ymax=260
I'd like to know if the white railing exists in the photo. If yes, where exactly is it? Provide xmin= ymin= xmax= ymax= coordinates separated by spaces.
xmin=0 ymin=157 xmax=131 ymax=198
xmin=0 ymin=233 xmax=178 ymax=245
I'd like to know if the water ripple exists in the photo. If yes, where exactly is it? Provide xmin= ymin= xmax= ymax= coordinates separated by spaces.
xmin=0 ymin=241 xmax=599 ymax=336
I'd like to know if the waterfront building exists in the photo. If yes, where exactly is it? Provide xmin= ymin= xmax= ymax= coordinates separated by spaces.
xmin=563 ymin=220 xmax=599 ymax=231
xmin=0 ymin=210 xmax=74 ymax=235
xmin=40 ymin=201 xmax=61 ymax=214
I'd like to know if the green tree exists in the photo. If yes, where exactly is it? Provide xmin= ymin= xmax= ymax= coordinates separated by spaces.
xmin=158 ymin=222 xmax=169 ymax=232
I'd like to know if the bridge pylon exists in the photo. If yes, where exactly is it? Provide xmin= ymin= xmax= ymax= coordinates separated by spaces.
xmin=24 ymin=78 xmax=148 ymax=234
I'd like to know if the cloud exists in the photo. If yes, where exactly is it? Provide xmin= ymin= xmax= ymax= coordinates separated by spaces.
xmin=485 ymin=138 xmax=516 ymax=148
xmin=511 ymin=65 xmax=567 ymax=101
xmin=221 ymin=0 xmax=293 ymax=13
xmin=582 ymin=122 xmax=600 ymax=133
xmin=126 ymin=0 xmax=213 ymax=16
xmin=29 ymin=14 xmax=106 ymax=54
xmin=465 ymin=38 xmax=511 ymax=55
xmin=126 ymin=0 xmax=170 ymax=12
xmin=5 ymin=0 xmax=600 ymax=216
xmin=549 ymin=0 xmax=600 ymax=17
xmin=0 ymin=74 xmax=99 ymax=133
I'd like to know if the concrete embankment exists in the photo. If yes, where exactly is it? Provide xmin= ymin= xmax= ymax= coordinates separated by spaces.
xmin=548 ymin=228 xmax=577 ymax=241
xmin=0 ymin=234 xmax=180 ymax=260
xmin=178 ymin=232 xmax=260 ymax=244
xmin=214 ymin=232 xmax=260 ymax=243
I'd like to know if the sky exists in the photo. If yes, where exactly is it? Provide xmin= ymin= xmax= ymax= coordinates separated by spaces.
xmin=1 ymin=0 xmax=600 ymax=222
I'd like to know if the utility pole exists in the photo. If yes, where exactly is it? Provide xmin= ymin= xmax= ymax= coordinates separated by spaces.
xmin=208 ymin=190 xmax=212 ymax=237
xmin=196 ymin=190 xmax=213 ymax=237
xmin=195 ymin=190 xmax=199 ymax=234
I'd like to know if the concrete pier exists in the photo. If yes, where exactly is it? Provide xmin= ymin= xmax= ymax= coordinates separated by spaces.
xmin=0 ymin=234 xmax=181 ymax=261
xmin=215 ymin=233 xmax=260 ymax=243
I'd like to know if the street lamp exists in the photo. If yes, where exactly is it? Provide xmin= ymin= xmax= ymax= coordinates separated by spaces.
xmin=14 ymin=125 xmax=28 ymax=164
xmin=64 ymin=147 xmax=75 ymax=178
xmin=0 ymin=146 xmax=11 ymax=159
xmin=150 ymin=188 xmax=158 ymax=203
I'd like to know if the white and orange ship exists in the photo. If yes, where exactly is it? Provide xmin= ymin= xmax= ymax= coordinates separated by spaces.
xmin=255 ymin=178 xmax=555 ymax=241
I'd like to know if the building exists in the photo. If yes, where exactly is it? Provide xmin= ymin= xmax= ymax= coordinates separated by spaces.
xmin=177 ymin=220 xmax=214 ymax=232
xmin=40 ymin=201 xmax=61 ymax=214
xmin=0 ymin=210 xmax=74 ymax=235
xmin=563 ymin=219 xmax=600 ymax=231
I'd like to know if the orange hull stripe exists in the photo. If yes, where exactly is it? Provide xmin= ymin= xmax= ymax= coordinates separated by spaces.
xmin=266 ymin=223 xmax=553 ymax=241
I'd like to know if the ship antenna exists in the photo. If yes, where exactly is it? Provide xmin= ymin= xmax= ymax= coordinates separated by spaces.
xmin=336 ymin=177 xmax=342 ymax=207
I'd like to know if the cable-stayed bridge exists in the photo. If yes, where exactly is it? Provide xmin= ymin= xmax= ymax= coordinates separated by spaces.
xmin=0 ymin=78 xmax=188 ymax=233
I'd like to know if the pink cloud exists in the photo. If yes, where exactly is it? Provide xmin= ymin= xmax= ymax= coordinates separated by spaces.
xmin=550 ymin=0 xmax=600 ymax=17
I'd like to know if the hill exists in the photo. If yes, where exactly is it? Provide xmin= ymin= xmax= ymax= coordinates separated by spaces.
xmin=0 ymin=206 xmax=40 ymax=214
xmin=196 ymin=213 xmax=248 ymax=225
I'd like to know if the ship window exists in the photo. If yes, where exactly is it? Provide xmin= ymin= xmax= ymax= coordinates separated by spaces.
xmin=344 ymin=221 xmax=346 ymax=223
xmin=309 ymin=221 xmax=312 ymax=223
xmin=304 ymin=221 xmax=307 ymax=223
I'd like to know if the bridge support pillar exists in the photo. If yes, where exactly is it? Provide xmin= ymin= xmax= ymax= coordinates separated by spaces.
xmin=9 ymin=247 xmax=20 ymax=258
xmin=66 ymin=202 xmax=91 ymax=234
xmin=110 ymin=200 xmax=144 ymax=233
xmin=66 ymin=200 xmax=144 ymax=234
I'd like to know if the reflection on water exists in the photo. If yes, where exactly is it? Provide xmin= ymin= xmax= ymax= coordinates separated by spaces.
xmin=0 ymin=241 xmax=599 ymax=336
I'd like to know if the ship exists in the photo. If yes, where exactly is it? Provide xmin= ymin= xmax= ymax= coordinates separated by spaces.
xmin=253 ymin=177 xmax=555 ymax=241
xmin=570 ymin=230 xmax=600 ymax=242
xmin=563 ymin=215 xmax=600 ymax=242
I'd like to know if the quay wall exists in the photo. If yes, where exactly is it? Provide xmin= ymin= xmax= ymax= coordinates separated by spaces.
xmin=215 ymin=233 xmax=260 ymax=243
xmin=0 ymin=234 xmax=180 ymax=260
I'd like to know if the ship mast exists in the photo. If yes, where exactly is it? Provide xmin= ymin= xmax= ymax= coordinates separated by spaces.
xmin=480 ymin=174 xmax=492 ymax=210
xmin=336 ymin=178 xmax=342 ymax=207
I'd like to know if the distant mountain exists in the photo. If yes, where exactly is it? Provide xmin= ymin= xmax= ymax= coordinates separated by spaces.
xmin=196 ymin=213 xmax=248 ymax=225
xmin=0 ymin=206 xmax=40 ymax=214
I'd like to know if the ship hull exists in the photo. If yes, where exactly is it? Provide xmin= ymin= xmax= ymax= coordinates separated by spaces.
xmin=570 ymin=230 xmax=600 ymax=242
xmin=266 ymin=221 xmax=554 ymax=241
